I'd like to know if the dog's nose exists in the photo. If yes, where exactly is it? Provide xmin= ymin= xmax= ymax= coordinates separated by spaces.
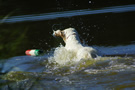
xmin=53 ymin=30 xmax=56 ymax=37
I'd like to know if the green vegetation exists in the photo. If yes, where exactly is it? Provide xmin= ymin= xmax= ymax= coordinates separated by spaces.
xmin=0 ymin=26 xmax=28 ymax=59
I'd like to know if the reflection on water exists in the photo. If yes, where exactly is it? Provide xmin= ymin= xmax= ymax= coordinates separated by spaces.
xmin=0 ymin=4 xmax=135 ymax=23
xmin=96 ymin=44 xmax=135 ymax=56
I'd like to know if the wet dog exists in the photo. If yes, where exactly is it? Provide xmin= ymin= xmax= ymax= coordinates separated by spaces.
xmin=53 ymin=28 xmax=97 ymax=61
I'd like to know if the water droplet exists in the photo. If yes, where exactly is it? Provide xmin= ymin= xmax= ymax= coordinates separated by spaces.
xmin=45 ymin=43 xmax=48 ymax=45
xmin=94 ymin=25 xmax=96 ymax=27
xmin=89 ymin=1 xmax=92 ymax=3
xmin=83 ymin=32 xmax=85 ymax=35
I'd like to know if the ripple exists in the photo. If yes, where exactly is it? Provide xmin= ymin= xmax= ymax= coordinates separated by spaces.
xmin=0 ymin=4 xmax=135 ymax=23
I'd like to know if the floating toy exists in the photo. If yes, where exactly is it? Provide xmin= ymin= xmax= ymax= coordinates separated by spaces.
xmin=25 ymin=49 xmax=43 ymax=56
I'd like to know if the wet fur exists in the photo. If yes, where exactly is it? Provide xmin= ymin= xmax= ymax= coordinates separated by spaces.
xmin=53 ymin=28 xmax=97 ymax=61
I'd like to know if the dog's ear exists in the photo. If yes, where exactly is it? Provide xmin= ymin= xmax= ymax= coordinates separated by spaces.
xmin=60 ymin=30 xmax=66 ymax=42
xmin=61 ymin=31 xmax=65 ymax=37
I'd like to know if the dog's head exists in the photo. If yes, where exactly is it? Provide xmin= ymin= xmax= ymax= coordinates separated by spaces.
xmin=53 ymin=28 xmax=77 ymax=42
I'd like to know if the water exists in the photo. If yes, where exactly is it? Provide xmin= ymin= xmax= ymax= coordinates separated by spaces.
xmin=0 ymin=4 xmax=135 ymax=23
xmin=0 ymin=4 xmax=135 ymax=90
xmin=0 ymin=44 xmax=135 ymax=89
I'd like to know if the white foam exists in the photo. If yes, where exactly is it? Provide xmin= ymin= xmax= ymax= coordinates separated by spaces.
xmin=48 ymin=45 xmax=79 ymax=65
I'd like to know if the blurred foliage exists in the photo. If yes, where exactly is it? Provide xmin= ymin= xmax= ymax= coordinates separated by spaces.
xmin=0 ymin=21 xmax=60 ymax=59
xmin=0 ymin=26 xmax=28 ymax=59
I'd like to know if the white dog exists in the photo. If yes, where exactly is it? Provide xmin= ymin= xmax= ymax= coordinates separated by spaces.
xmin=53 ymin=28 xmax=97 ymax=61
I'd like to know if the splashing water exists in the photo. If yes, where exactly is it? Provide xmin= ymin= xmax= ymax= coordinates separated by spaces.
xmin=45 ymin=45 xmax=134 ymax=74
xmin=49 ymin=45 xmax=81 ymax=65
xmin=1 ymin=44 xmax=135 ymax=89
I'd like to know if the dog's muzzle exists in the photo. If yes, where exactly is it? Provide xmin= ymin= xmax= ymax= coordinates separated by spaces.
xmin=53 ymin=30 xmax=56 ymax=37
xmin=53 ymin=30 xmax=61 ymax=37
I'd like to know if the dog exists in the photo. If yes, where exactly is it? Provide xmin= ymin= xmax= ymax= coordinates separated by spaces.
xmin=53 ymin=28 xmax=97 ymax=61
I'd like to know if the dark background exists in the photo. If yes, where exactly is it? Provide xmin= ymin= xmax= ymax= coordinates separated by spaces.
xmin=0 ymin=0 xmax=135 ymax=59
xmin=0 ymin=0 xmax=135 ymax=16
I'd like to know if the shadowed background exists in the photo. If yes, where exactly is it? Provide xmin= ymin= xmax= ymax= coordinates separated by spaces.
xmin=0 ymin=0 xmax=135 ymax=59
